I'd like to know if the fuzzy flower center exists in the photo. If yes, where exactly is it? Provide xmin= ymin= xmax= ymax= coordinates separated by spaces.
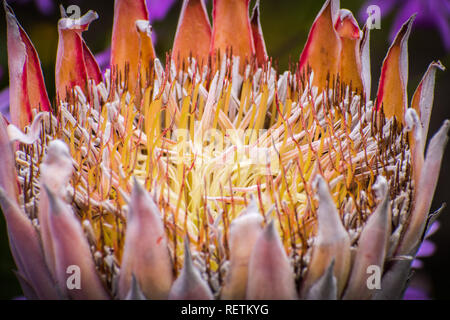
xmin=15 ymin=57 xmax=412 ymax=290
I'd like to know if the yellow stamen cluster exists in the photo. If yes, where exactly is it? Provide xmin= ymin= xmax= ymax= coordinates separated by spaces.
xmin=15 ymin=57 xmax=412 ymax=292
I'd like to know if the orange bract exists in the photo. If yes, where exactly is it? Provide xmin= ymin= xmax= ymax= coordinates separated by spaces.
xmin=172 ymin=0 xmax=212 ymax=68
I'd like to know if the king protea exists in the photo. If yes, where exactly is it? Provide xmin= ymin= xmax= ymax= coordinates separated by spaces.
xmin=0 ymin=0 xmax=448 ymax=300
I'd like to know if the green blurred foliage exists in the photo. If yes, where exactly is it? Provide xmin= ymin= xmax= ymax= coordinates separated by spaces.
xmin=0 ymin=0 xmax=449 ymax=299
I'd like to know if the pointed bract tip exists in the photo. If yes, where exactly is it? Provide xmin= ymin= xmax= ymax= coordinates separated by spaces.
xmin=131 ymin=176 xmax=148 ymax=202
xmin=335 ymin=9 xmax=360 ymax=40
xmin=443 ymin=119 xmax=450 ymax=131
xmin=125 ymin=274 xmax=147 ymax=300
xmin=325 ymin=0 xmax=340 ymax=23
xmin=242 ymin=195 xmax=259 ymax=216
xmin=3 ymin=0 xmax=12 ymax=13
xmin=172 ymin=0 xmax=211 ymax=66
xmin=393 ymin=14 xmax=415 ymax=45
xmin=375 ymin=11 xmax=414 ymax=117
xmin=398 ymin=119 xmax=449 ymax=256
xmin=221 ymin=200 xmax=263 ymax=299
xmin=431 ymin=119 xmax=450 ymax=144
xmin=246 ymin=217 xmax=297 ymax=299
xmin=437 ymin=120 xmax=450 ymax=143
xmin=433 ymin=60 xmax=446 ymax=71
xmin=313 ymin=174 xmax=324 ymax=189
xmin=264 ymin=220 xmax=277 ymax=239
xmin=132 ymin=175 xmax=140 ymax=189
xmin=129 ymin=177 xmax=151 ymax=219
xmin=251 ymin=0 xmax=261 ymax=20
xmin=313 ymin=175 xmax=331 ymax=201
xmin=3 ymin=0 xmax=16 ymax=16
xmin=306 ymin=259 xmax=337 ymax=300
xmin=118 ymin=171 xmax=172 ymax=300
xmin=302 ymin=173 xmax=350 ymax=298
xmin=168 ymin=234 xmax=213 ymax=300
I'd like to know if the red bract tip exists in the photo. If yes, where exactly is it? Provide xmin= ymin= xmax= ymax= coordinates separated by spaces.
xmin=375 ymin=16 xmax=415 ymax=119
xmin=211 ymin=0 xmax=255 ymax=69
xmin=111 ymin=0 xmax=149 ymax=91
xmin=298 ymin=0 xmax=341 ymax=91
xmin=250 ymin=0 xmax=268 ymax=66
xmin=335 ymin=9 xmax=364 ymax=95
xmin=172 ymin=0 xmax=211 ymax=68
xmin=4 ymin=2 xmax=51 ymax=130
xmin=56 ymin=9 xmax=101 ymax=101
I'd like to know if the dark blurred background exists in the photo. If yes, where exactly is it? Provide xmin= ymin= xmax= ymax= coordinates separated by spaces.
xmin=0 ymin=0 xmax=449 ymax=299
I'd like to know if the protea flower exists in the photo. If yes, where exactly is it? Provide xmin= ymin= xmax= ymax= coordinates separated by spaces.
xmin=0 ymin=0 xmax=448 ymax=300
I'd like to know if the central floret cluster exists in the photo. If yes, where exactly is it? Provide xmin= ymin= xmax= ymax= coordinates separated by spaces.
xmin=1 ymin=0 xmax=447 ymax=301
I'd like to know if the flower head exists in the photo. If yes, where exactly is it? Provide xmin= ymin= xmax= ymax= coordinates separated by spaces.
xmin=0 ymin=0 xmax=448 ymax=300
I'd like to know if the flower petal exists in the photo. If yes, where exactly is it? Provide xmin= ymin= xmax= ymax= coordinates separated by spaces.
xmin=398 ymin=120 xmax=449 ymax=255
xmin=45 ymin=185 xmax=110 ymax=300
xmin=360 ymin=22 xmax=371 ymax=103
xmin=0 ymin=115 xmax=19 ymax=201
xmin=117 ymin=179 xmax=173 ymax=299
xmin=59 ymin=6 xmax=103 ymax=84
xmin=111 ymin=0 xmax=149 ymax=91
xmin=125 ymin=275 xmax=147 ymax=300
xmin=0 ymin=188 xmax=61 ymax=299
xmin=4 ymin=2 xmax=51 ymax=129
xmin=82 ymin=41 xmax=103 ymax=85
xmin=335 ymin=9 xmax=364 ymax=95
xmin=298 ymin=0 xmax=341 ymax=91
xmin=211 ymin=0 xmax=255 ymax=63
xmin=375 ymin=16 xmax=415 ymax=119
xmin=168 ymin=237 xmax=213 ymax=300
xmin=300 ymin=175 xmax=351 ymax=298
xmin=56 ymin=10 xmax=99 ymax=101
xmin=405 ymin=108 xmax=425 ymax=192
xmin=250 ymin=0 xmax=267 ymax=66
xmin=221 ymin=200 xmax=263 ymax=300
xmin=373 ymin=258 xmax=413 ymax=300
xmin=343 ymin=176 xmax=391 ymax=300
xmin=246 ymin=221 xmax=298 ymax=300
xmin=38 ymin=140 xmax=74 ymax=277
xmin=411 ymin=61 xmax=446 ymax=148
xmin=305 ymin=259 xmax=337 ymax=300
xmin=172 ymin=0 xmax=211 ymax=67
